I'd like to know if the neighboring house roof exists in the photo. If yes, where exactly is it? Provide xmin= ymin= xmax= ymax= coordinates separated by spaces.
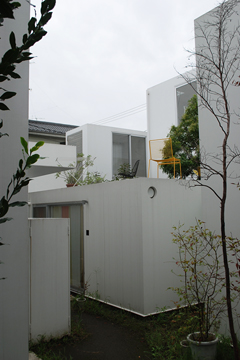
xmin=29 ymin=120 xmax=78 ymax=136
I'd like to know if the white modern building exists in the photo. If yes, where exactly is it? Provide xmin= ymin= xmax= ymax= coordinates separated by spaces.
xmin=28 ymin=122 xmax=147 ymax=192
xmin=67 ymin=123 xmax=147 ymax=180
xmin=29 ymin=178 xmax=202 ymax=316
xmin=2 ymin=1 xmax=240 ymax=358
xmin=147 ymin=72 xmax=196 ymax=178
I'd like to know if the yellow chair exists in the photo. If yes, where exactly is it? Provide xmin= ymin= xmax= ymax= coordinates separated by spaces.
xmin=148 ymin=138 xmax=182 ymax=179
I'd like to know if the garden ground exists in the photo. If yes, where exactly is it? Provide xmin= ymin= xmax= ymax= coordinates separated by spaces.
xmin=29 ymin=296 xmax=237 ymax=360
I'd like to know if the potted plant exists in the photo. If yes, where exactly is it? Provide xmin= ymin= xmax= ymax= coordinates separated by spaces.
xmin=170 ymin=220 xmax=234 ymax=360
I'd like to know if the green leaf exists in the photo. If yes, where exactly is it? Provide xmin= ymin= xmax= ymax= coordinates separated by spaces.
xmin=0 ymin=196 xmax=9 ymax=217
xmin=20 ymin=137 xmax=28 ymax=154
xmin=41 ymin=0 xmax=48 ymax=15
xmin=0 ymin=103 xmax=9 ymax=111
xmin=9 ymin=31 xmax=16 ymax=49
xmin=0 ymin=218 xmax=12 ymax=224
xmin=28 ymin=17 xmax=36 ymax=34
xmin=19 ymin=159 xmax=23 ymax=169
xmin=26 ymin=153 xmax=40 ymax=167
xmin=33 ymin=29 xmax=47 ymax=42
xmin=0 ymin=76 xmax=9 ymax=82
xmin=0 ymin=91 xmax=16 ymax=100
xmin=22 ymin=33 xmax=28 ymax=44
xmin=40 ymin=12 xmax=52 ymax=26
xmin=30 ymin=141 xmax=44 ymax=154
xmin=9 ymin=201 xmax=27 ymax=208
xmin=0 ymin=132 xmax=9 ymax=138
xmin=41 ymin=0 xmax=56 ymax=13
xmin=2 ymin=48 xmax=18 ymax=64
xmin=0 ymin=1 xmax=15 ymax=19
xmin=12 ymin=2 xmax=21 ymax=10
xmin=10 ymin=72 xmax=21 ymax=79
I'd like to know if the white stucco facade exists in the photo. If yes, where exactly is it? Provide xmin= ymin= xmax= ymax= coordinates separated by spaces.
xmin=192 ymin=1 xmax=240 ymax=336
xmin=28 ymin=142 xmax=77 ymax=192
xmin=0 ymin=2 xmax=30 ymax=359
xmin=194 ymin=2 xmax=240 ymax=239
xmin=146 ymin=72 xmax=196 ymax=178
xmin=67 ymin=123 xmax=147 ymax=180
xmin=29 ymin=178 xmax=202 ymax=316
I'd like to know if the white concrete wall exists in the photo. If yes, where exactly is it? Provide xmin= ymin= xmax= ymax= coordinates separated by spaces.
xmin=146 ymin=72 xmax=195 ymax=178
xmin=195 ymin=3 xmax=240 ymax=237
xmin=29 ymin=178 xmax=202 ymax=316
xmin=28 ymin=142 xmax=76 ymax=192
xmin=0 ymin=1 xmax=30 ymax=359
xmin=67 ymin=123 xmax=147 ymax=180
xmin=29 ymin=218 xmax=70 ymax=342
xmin=195 ymin=2 xmax=240 ymax=336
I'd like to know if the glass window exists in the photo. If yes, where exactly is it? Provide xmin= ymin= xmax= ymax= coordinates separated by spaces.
xmin=131 ymin=136 xmax=146 ymax=177
xmin=112 ymin=133 xmax=146 ymax=177
xmin=33 ymin=203 xmax=84 ymax=292
xmin=33 ymin=206 xmax=47 ymax=218
xmin=176 ymin=82 xmax=197 ymax=124
xmin=112 ymin=133 xmax=129 ymax=176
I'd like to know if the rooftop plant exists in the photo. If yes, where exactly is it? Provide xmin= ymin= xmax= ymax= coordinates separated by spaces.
xmin=56 ymin=153 xmax=106 ymax=186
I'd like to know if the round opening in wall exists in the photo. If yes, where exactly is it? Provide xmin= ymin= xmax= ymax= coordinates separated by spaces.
xmin=148 ymin=186 xmax=157 ymax=198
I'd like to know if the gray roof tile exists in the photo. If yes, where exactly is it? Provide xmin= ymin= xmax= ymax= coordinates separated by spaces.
xmin=29 ymin=120 xmax=78 ymax=135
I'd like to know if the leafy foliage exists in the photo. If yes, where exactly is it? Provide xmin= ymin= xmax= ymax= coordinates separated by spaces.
xmin=56 ymin=153 xmax=106 ymax=186
xmin=0 ymin=0 xmax=55 ymax=279
xmin=0 ymin=138 xmax=44 ymax=224
xmin=0 ymin=0 xmax=55 ymax=218
xmin=161 ymin=95 xmax=200 ymax=179
xmin=0 ymin=0 xmax=55 ymax=121
xmin=170 ymin=220 xmax=240 ymax=341
xmin=114 ymin=162 xmax=131 ymax=180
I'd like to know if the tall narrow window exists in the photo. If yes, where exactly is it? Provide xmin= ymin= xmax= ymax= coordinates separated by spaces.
xmin=112 ymin=133 xmax=129 ymax=176
xmin=131 ymin=136 xmax=146 ymax=177
xmin=67 ymin=130 xmax=82 ymax=155
xmin=112 ymin=133 xmax=146 ymax=177
xmin=176 ymin=82 xmax=196 ymax=124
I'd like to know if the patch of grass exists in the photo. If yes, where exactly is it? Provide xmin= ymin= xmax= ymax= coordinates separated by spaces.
xmin=216 ymin=336 xmax=235 ymax=360
xmin=29 ymin=300 xmax=88 ymax=360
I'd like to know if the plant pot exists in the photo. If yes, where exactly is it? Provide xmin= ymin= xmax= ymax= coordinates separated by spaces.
xmin=187 ymin=332 xmax=218 ymax=360
xmin=66 ymin=184 xmax=77 ymax=187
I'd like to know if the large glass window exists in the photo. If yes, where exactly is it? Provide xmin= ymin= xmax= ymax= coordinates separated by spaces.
xmin=176 ymin=82 xmax=197 ymax=124
xmin=112 ymin=133 xmax=146 ymax=177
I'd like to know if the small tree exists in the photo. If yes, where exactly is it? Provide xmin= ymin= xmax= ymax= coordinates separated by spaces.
xmin=56 ymin=153 xmax=106 ymax=186
xmin=180 ymin=1 xmax=240 ymax=358
xmin=161 ymin=94 xmax=200 ymax=179
xmin=170 ymin=221 xmax=240 ymax=342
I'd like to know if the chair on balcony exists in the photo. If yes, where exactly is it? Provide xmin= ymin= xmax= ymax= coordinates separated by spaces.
xmin=118 ymin=160 xmax=140 ymax=179
xmin=148 ymin=138 xmax=182 ymax=179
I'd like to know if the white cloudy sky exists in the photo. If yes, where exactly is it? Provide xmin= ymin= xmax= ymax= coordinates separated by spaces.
xmin=29 ymin=0 xmax=218 ymax=131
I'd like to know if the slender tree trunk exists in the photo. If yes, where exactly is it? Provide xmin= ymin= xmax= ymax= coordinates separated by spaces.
xmin=221 ymin=132 xmax=239 ymax=359
xmin=221 ymin=200 xmax=239 ymax=359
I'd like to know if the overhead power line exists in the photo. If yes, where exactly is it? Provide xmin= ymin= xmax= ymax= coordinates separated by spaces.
xmin=93 ymin=104 xmax=146 ymax=125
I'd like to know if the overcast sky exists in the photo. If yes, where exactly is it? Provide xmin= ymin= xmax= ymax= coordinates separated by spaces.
xmin=29 ymin=0 xmax=218 ymax=131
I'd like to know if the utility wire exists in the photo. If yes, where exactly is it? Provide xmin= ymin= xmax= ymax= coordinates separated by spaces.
xmin=93 ymin=104 xmax=146 ymax=125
